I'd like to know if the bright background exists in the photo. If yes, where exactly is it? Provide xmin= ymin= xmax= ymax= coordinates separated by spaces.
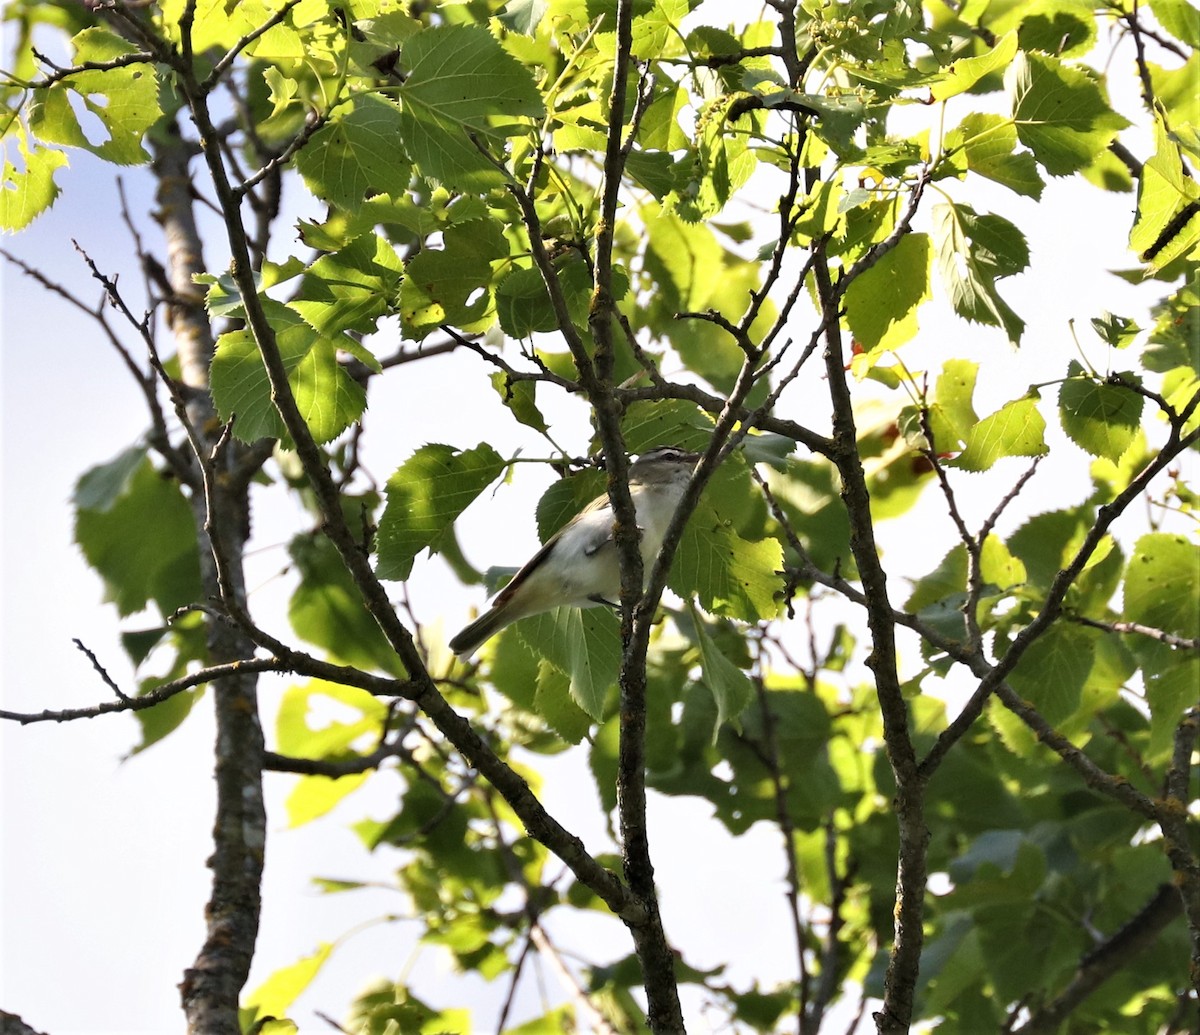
xmin=1 ymin=7 xmax=1186 ymax=1034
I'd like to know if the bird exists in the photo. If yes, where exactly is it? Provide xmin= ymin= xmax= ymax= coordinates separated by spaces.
xmin=448 ymin=445 xmax=701 ymax=659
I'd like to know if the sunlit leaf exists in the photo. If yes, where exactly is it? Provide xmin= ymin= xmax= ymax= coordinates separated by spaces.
xmin=397 ymin=24 xmax=543 ymax=192
xmin=952 ymin=393 xmax=1047 ymax=472
xmin=0 ymin=129 xmax=67 ymax=230
xmin=844 ymin=232 xmax=931 ymax=351
xmin=210 ymin=300 xmax=367 ymax=443
xmin=29 ymin=28 xmax=160 ymax=164
xmin=1007 ymin=51 xmax=1129 ymax=176
xmin=932 ymin=201 xmax=1028 ymax=344
xmin=1130 ymin=112 xmax=1200 ymax=270
xmin=242 ymin=943 xmax=335 ymax=1024
xmin=946 ymin=113 xmax=1044 ymax=199
xmin=673 ymin=502 xmax=783 ymax=622
xmin=295 ymin=93 xmax=411 ymax=211
xmin=932 ymin=31 xmax=1018 ymax=100
xmin=376 ymin=443 xmax=506 ymax=580
xmin=1058 ymin=362 xmax=1144 ymax=462
xmin=1124 ymin=533 xmax=1200 ymax=635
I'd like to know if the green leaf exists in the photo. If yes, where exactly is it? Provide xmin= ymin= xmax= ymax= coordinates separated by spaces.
xmin=643 ymin=207 xmax=725 ymax=311
xmin=73 ymin=445 xmax=147 ymax=511
xmin=1007 ymin=51 xmax=1129 ymax=176
xmin=494 ymin=265 xmax=558 ymax=337
xmin=210 ymin=299 xmax=367 ymax=444
xmin=1123 ymin=533 xmax=1200 ymax=636
xmin=289 ymin=233 xmax=404 ymax=338
xmin=932 ymin=201 xmax=1028 ymax=344
xmin=535 ymin=469 xmax=606 ymax=541
xmin=288 ymin=534 xmax=406 ymax=677
xmin=1008 ymin=508 xmax=1091 ymax=592
xmin=398 ymin=218 xmax=507 ymax=338
xmin=29 ymin=27 xmax=160 ymax=165
xmin=624 ymin=148 xmax=680 ymax=198
xmin=499 ymin=0 xmax=550 ymax=35
xmin=534 ymin=659 xmax=593 ymax=743
xmin=844 ymin=232 xmax=931 ymax=351
xmin=286 ymin=772 xmax=370 ymax=827
xmin=907 ymin=544 xmax=967 ymax=614
xmin=672 ymin=502 xmax=783 ymax=622
xmin=74 ymin=452 xmax=201 ymax=617
xmin=132 ymin=675 xmax=201 ymax=754
xmin=1058 ymin=362 xmax=1144 ymax=462
xmin=1130 ymin=112 xmax=1200 ymax=271
xmin=242 ymin=944 xmax=335 ymax=1023
xmin=947 ymin=113 xmax=1045 ymax=199
xmin=495 ymin=253 xmax=628 ymax=339
xmin=1006 ymin=624 xmax=1094 ymax=724
xmin=0 ymin=129 xmax=67 ymax=230
xmin=125 ymin=614 xmax=208 ymax=753
xmin=398 ymin=24 xmax=543 ymax=193
xmin=490 ymin=373 xmax=549 ymax=433
xmin=619 ymin=398 xmax=716 ymax=455
xmin=292 ymin=339 xmax=369 ymax=442
xmin=690 ymin=607 xmax=753 ymax=732
xmin=1091 ymin=312 xmax=1142 ymax=349
xmin=376 ymin=443 xmax=506 ymax=581
xmin=1150 ymin=53 xmax=1200 ymax=131
xmin=1146 ymin=654 xmax=1200 ymax=759
xmin=276 ymin=680 xmax=388 ymax=759
xmin=1149 ymin=0 xmax=1200 ymax=48
xmin=952 ymin=392 xmax=1048 ymax=472
xmin=929 ymin=358 xmax=980 ymax=452
xmin=668 ymin=91 xmax=760 ymax=220
xmin=295 ymin=93 xmax=410 ymax=211
xmin=932 ymin=31 xmax=1018 ymax=100
xmin=516 ymin=607 xmax=620 ymax=720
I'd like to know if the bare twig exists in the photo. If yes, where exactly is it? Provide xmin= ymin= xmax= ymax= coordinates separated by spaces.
xmin=28 ymin=45 xmax=156 ymax=87
xmin=1 ymin=657 xmax=284 ymax=725
xmin=72 ymin=638 xmax=130 ymax=702
xmin=530 ymin=924 xmax=622 ymax=1035
xmin=1070 ymin=615 xmax=1200 ymax=652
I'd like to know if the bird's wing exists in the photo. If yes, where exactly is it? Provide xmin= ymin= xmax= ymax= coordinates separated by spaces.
xmin=574 ymin=498 xmax=620 ymax=557
xmin=490 ymin=535 xmax=562 ymax=607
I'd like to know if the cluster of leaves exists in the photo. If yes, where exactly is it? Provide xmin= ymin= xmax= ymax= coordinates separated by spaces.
xmin=3 ymin=0 xmax=1198 ymax=1033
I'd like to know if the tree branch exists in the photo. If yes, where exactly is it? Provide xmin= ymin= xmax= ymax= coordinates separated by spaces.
xmin=1070 ymin=615 xmax=1200 ymax=652
xmin=176 ymin=74 xmax=645 ymax=930
xmin=919 ymin=424 xmax=1200 ymax=779
xmin=1012 ymin=884 xmax=1183 ymax=1034
xmin=814 ymin=247 xmax=925 ymax=1035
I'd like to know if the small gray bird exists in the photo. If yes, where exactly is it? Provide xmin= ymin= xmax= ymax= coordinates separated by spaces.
xmin=449 ymin=445 xmax=701 ymax=658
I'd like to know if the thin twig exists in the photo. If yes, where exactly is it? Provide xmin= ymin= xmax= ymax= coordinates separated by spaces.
xmin=201 ymin=0 xmax=302 ymax=93
xmin=1071 ymin=615 xmax=1200 ymax=652
xmin=72 ymin=639 xmax=130 ymax=702
xmin=1 ymin=657 xmax=282 ymax=725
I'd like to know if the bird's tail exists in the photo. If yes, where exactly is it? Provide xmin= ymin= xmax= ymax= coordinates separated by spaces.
xmin=448 ymin=605 xmax=512 ymax=660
